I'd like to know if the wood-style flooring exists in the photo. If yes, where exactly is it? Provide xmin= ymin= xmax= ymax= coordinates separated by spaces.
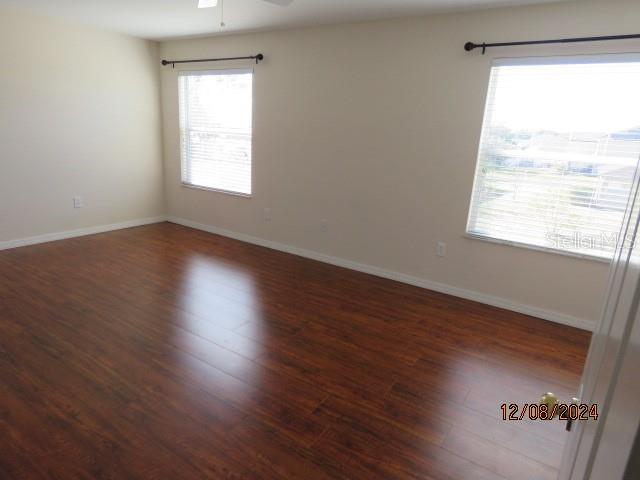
xmin=0 ymin=222 xmax=592 ymax=479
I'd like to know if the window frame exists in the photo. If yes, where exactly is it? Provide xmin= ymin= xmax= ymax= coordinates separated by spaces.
xmin=178 ymin=67 xmax=254 ymax=197
xmin=465 ymin=53 xmax=640 ymax=263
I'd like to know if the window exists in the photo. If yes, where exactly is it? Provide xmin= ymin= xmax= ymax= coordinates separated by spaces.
xmin=467 ymin=55 xmax=640 ymax=259
xmin=179 ymin=69 xmax=253 ymax=195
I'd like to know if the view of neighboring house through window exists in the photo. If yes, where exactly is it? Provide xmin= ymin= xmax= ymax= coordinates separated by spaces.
xmin=178 ymin=69 xmax=253 ymax=195
xmin=467 ymin=55 xmax=640 ymax=258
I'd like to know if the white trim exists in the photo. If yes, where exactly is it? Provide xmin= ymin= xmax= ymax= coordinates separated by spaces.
xmin=167 ymin=216 xmax=596 ymax=332
xmin=0 ymin=216 xmax=167 ymax=252
xmin=181 ymin=182 xmax=252 ymax=198
xmin=493 ymin=52 xmax=640 ymax=67
xmin=177 ymin=68 xmax=254 ymax=76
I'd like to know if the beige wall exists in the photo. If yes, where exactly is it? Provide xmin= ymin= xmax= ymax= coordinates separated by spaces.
xmin=0 ymin=8 xmax=164 ymax=242
xmin=160 ymin=0 xmax=640 ymax=328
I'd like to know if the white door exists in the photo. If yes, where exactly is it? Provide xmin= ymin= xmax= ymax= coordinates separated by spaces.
xmin=559 ymin=160 xmax=640 ymax=479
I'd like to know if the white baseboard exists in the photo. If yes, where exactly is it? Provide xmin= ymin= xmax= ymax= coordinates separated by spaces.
xmin=167 ymin=216 xmax=596 ymax=332
xmin=0 ymin=216 xmax=167 ymax=251
xmin=2 ymin=214 xmax=594 ymax=331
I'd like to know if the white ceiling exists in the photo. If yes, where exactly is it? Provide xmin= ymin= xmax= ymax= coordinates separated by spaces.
xmin=0 ymin=0 xmax=562 ymax=40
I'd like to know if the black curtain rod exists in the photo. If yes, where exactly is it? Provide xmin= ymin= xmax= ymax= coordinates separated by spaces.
xmin=161 ymin=53 xmax=264 ymax=67
xmin=464 ymin=33 xmax=640 ymax=54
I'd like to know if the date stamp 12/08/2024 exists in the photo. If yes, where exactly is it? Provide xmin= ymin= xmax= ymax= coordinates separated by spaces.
xmin=501 ymin=403 xmax=599 ymax=422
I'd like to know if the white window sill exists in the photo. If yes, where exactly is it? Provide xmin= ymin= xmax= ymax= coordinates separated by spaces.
xmin=181 ymin=182 xmax=252 ymax=198
xmin=464 ymin=233 xmax=612 ymax=264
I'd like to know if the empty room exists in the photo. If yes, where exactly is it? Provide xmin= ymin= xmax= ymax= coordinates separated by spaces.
xmin=1 ymin=0 xmax=640 ymax=478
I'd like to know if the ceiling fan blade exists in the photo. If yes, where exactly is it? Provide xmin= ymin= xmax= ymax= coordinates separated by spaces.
xmin=198 ymin=0 xmax=218 ymax=8
xmin=261 ymin=0 xmax=294 ymax=6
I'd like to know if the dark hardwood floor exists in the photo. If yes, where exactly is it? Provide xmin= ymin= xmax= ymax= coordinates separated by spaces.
xmin=0 ymin=222 xmax=591 ymax=479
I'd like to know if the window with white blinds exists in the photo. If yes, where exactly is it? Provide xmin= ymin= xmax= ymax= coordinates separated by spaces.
xmin=467 ymin=55 xmax=640 ymax=259
xmin=179 ymin=69 xmax=253 ymax=195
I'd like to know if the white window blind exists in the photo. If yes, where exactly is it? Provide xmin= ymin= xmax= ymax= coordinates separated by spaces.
xmin=179 ymin=69 xmax=253 ymax=195
xmin=467 ymin=55 xmax=640 ymax=259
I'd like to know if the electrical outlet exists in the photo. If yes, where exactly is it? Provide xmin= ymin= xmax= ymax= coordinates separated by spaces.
xmin=264 ymin=207 xmax=271 ymax=222
xmin=320 ymin=219 xmax=328 ymax=232
xmin=436 ymin=242 xmax=447 ymax=257
xmin=73 ymin=196 xmax=84 ymax=209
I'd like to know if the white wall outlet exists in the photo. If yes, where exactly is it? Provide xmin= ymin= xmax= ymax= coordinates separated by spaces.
xmin=73 ymin=196 xmax=84 ymax=209
xmin=264 ymin=207 xmax=271 ymax=222
xmin=436 ymin=241 xmax=447 ymax=257
xmin=320 ymin=219 xmax=328 ymax=232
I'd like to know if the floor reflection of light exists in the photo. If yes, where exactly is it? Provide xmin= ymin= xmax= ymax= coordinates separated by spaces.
xmin=182 ymin=254 xmax=259 ymax=301
xmin=173 ymin=350 xmax=251 ymax=405
xmin=176 ymin=253 xmax=265 ymax=323
xmin=170 ymin=253 xmax=266 ymax=388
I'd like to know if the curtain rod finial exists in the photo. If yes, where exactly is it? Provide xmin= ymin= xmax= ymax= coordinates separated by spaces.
xmin=464 ymin=42 xmax=477 ymax=52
